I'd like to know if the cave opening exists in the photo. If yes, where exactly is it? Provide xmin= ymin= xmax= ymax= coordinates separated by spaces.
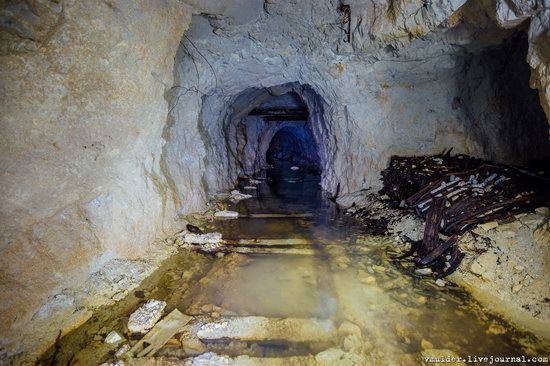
xmin=459 ymin=30 xmax=550 ymax=165
xmin=203 ymin=84 xmax=331 ymax=196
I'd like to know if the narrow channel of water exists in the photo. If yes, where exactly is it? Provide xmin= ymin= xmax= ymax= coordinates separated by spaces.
xmin=42 ymin=164 xmax=550 ymax=365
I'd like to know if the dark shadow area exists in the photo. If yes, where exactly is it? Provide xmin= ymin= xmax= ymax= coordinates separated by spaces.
xmin=266 ymin=126 xmax=321 ymax=175
xmin=461 ymin=31 xmax=550 ymax=164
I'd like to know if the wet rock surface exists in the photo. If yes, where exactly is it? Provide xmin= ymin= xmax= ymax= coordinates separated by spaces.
xmin=449 ymin=211 xmax=550 ymax=333
xmin=38 ymin=176 xmax=550 ymax=365
xmin=344 ymin=154 xmax=550 ymax=338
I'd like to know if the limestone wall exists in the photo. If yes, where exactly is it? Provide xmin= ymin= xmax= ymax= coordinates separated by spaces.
xmin=0 ymin=0 xmax=189 ymax=361
xmin=166 ymin=1 xmax=549 ymax=200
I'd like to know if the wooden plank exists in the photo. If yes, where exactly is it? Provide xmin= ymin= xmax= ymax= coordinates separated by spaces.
xmin=182 ymin=355 xmax=318 ymax=365
xmin=130 ymin=309 xmax=192 ymax=357
xmin=421 ymin=197 xmax=446 ymax=254
xmin=418 ymin=235 xmax=458 ymax=265
xmin=196 ymin=316 xmax=336 ymax=343
xmin=444 ymin=196 xmax=533 ymax=233
xmin=234 ymin=238 xmax=314 ymax=246
xmin=220 ymin=246 xmax=317 ymax=256
xmin=241 ymin=213 xmax=313 ymax=219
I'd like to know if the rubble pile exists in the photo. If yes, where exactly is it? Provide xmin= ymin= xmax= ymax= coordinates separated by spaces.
xmin=356 ymin=154 xmax=550 ymax=276
xmin=379 ymin=152 xmax=483 ymax=206
xmin=127 ymin=300 xmax=167 ymax=334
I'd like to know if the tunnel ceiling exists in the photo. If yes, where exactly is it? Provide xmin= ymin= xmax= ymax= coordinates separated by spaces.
xmin=249 ymin=93 xmax=309 ymax=121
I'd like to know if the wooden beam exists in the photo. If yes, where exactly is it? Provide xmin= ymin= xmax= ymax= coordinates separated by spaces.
xmin=248 ymin=108 xmax=309 ymax=121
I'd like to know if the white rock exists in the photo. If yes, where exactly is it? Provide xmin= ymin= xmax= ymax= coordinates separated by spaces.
xmin=435 ymin=279 xmax=446 ymax=287
xmin=182 ymin=232 xmax=222 ymax=245
xmin=514 ymin=265 xmax=524 ymax=273
xmin=500 ymin=230 xmax=516 ymax=238
xmin=512 ymin=284 xmax=523 ymax=293
xmin=99 ymin=361 xmax=125 ymax=366
xmin=229 ymin=190 xmax=252 ymax=201
xmin=414 ymin=268 xmax=433 ymax=275
xmin=337 ymin=321 xmax=362 ymax=338
xmin=535 ymin=207 xmax=550 ymax=216
xmin=214 ymin=210 xmax=239 ymax=219
xmin=315 ymin=348 xmax=345 ymax=365
xmin=104 ymin=330 xmax=123 ymax=344
xmin=186 ymin=352 xmax=231 ymax=366
xmin=478 ymin=221 xmax=498 ymax=231
xmin=128 ymin=299 xmax=166 ymax=334
xmin=335 ymin=190 xmax=376 ymax=209
xmin=290 ymin=166 xmax=300 ymax=171
xmin=115 ymin=344 xmax=130 ymax=358
xmin=470 ymin=261 xmax=484 ymax=276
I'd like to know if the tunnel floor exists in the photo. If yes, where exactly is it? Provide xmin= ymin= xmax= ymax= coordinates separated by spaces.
xmin=43 ymin=165 xmax=550 ymax=365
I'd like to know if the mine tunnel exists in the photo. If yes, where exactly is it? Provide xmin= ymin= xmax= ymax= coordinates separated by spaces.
xmin=2 ymin=1 xmax=550 ymax=365
xmin=247 ymin=92 xmax=322 ymax=185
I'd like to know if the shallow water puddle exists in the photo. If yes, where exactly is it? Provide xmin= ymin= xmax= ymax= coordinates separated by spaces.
xmin=42 ymin=167 xmax=550 ymax=365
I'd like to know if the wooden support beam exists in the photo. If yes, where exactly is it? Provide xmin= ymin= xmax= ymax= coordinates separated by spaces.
xmin=248 ymin=108 xmax=309 ymax=121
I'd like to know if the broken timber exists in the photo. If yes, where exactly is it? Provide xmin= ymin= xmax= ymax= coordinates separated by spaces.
xmin=129 ymin=309 xmax=192 ymax=357
xmin=213 ymin=246 xmax=317 ymax=256
xmin=376 ymin=154 xmax=549 ymax=276
xmin=231 ymin=238 xmax=314 ymax=246
xmin=248 ymin=108 xmax=309 ymax=121
xmin=240 ymin=213 xmax=313 ymax=219
xmin=196 ymin=316 xmax=336 ymax=343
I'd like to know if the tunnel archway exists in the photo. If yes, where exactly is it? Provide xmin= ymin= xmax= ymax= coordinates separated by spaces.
xmin=193 ymin=82 xmax=336 ymax=199
xmin=227 ymin=86 xmax=328 ymax=180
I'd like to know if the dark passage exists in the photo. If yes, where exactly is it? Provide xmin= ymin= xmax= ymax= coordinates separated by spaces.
xmin=266 ymin=126 xmax=321 ymax=175
xmin=244 ymin=91 xmax=323 ymax=187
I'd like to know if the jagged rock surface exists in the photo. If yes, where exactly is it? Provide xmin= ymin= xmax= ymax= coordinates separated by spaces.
xmin=1 ymin=0 xmax=549 ymax=362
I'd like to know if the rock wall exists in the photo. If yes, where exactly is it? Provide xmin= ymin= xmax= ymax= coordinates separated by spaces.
xmin=166 ymin=0 xmax=549 ymax=200
xmin=494 ymin=0 xmax=550 ymax=127
xmin=459 ymin=32 xmax=549 ymax=164
xmin=1 ymin=0 xmax=549 ymax=362
xmin=0 ymin=0 xmax=190 ymax=362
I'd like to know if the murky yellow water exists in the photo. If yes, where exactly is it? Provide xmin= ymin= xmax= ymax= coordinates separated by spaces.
xmin=42 ymin=165 xmax=550 ymax=365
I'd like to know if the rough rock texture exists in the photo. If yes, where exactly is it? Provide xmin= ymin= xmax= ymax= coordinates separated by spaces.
xmin=127 ymin=299 xmax=167 ymax=334
xmin=1 ymin=0 xmax=549 ymax=363
xmin=448 ymin=210 xmax=550 ymax=338
xmin=181 ymin=232 xmax=223 ymax=245
xmin=494 ymin=0 xmax=550 ymax=125
xmin=166 ymin=0 xmax=550 ymax=202
xmin=0 ymin=0 xmax=190 ymax=362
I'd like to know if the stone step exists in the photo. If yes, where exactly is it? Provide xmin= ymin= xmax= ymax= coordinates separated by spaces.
xmin=239 ymin=213 xmax=313 ymax=219
xmin=196 ymin=316 xmax=336 ymax=343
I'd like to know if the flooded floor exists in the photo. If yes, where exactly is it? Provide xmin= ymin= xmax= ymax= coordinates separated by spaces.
xmin=42 ymin=164 xmax=550 ymax=365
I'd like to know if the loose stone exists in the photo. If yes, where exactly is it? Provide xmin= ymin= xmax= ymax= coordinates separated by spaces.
xmin=127 ymin=299 xmax=166 ymax=334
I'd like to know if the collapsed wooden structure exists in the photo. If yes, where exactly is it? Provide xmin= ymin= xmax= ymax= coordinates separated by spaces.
xmin=380 ymin=153 xmax=549 ymax=276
